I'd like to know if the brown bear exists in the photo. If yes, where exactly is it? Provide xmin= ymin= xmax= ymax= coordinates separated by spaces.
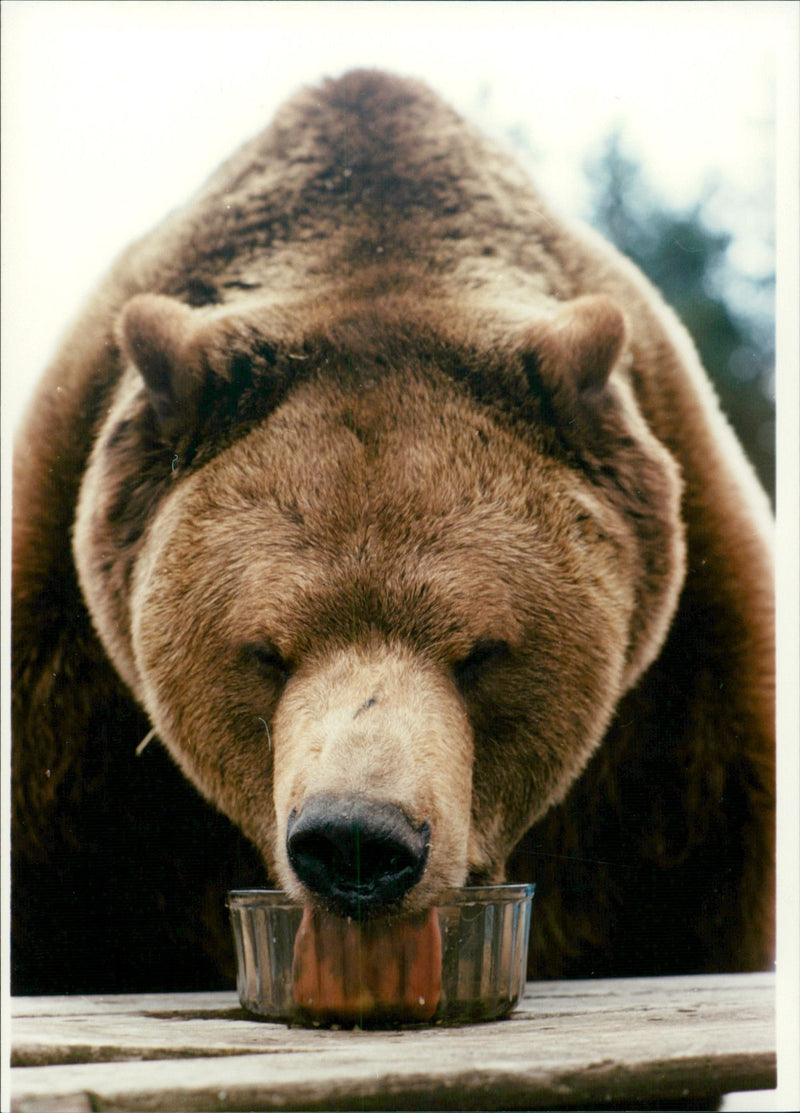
xmin=12 ymin=70 xmax=774 ymax=996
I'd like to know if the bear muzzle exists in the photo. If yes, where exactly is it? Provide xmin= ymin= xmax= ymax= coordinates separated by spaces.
xmin=270 ymin=642 xmax=474 ymax=913
xmin=286 ymin=793 xmax=431 ymax=919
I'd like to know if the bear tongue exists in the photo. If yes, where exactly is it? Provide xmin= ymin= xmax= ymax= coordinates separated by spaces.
xmin=292 ymin=905 xmax=442 ymax=1025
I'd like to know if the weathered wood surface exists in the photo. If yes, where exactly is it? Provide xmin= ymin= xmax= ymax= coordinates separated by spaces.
xmin=11 ymin=973 xmax=775 ymax=1112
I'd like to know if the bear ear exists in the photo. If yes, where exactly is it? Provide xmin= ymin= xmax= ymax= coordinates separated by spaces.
xmin=522 ymin=295 xmax=628 ymax=400
xmin=118 ymin=294 xmax=210 ymax=439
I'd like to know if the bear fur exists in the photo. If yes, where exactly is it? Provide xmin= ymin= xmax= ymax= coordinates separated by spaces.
xmin=12 ymin=70 xmax=774 ymax=994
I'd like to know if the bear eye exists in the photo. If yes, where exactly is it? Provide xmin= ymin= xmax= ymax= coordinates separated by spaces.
xmin=242 ymin=642 xmax=291 ymax=684
xmin=454 ymin=639 xmax=510 ymax=688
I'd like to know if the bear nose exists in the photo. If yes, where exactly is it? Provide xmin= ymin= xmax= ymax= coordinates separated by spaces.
xmin=286 ymin=794 xmax=431 ymax=918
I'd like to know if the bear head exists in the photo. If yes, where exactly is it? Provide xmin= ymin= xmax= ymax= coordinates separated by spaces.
xmin=73 ymin=291 xmax=685 ymax=918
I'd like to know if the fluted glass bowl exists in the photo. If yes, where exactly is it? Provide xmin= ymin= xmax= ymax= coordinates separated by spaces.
xmin=228 ymin=884 xmax=534 ymax=1027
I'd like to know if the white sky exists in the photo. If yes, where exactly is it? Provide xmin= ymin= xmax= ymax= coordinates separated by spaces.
xmin=0 ymin=0 xmax=788 ymax=432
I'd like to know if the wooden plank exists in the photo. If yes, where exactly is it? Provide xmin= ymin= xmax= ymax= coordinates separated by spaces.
xmin=11 ymin=974 xmax=776 ymax=1112
xmin=11 ymin=992 xmax=231 ymax=1018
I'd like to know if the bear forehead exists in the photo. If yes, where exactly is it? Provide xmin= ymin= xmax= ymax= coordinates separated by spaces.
xmin=143 ymin=368 xmax=602 ymax=655
xmin=194 ymin=368 xmax=562 ymax=524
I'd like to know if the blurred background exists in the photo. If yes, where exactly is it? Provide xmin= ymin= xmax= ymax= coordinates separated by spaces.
xmin=1 ymin=0 xmax=788 ymax=502
xmin=2 ymin=4 xmax=797 ymax=1107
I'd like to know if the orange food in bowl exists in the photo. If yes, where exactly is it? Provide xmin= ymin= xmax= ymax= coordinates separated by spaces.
xmin=292 ymin=905 xmax=442 ymax=1025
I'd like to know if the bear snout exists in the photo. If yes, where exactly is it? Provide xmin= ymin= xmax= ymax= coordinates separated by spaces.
xmin=286 ymin=793 xmax=431 ymax=918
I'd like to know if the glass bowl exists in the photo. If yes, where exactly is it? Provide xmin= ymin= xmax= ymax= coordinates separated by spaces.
xmin=228 ymin=884 xmax=534 ymax=1027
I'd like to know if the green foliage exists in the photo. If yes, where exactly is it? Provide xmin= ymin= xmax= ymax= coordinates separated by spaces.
xmin=585 ymin=130 xmax=775 ymax=503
